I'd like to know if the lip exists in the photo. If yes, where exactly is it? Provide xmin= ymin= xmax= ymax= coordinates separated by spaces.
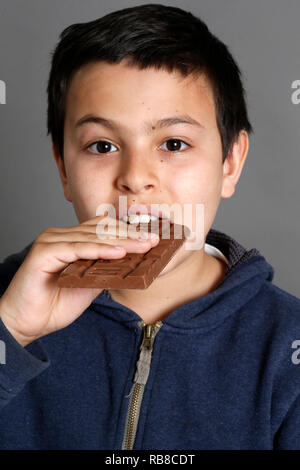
xmin=116 ymin=204 xmax=170 ymax=221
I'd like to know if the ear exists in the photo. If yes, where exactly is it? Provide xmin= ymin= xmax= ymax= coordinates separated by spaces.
xmin=52 ymin=143 xmax=72 ymax=202
xmin=221 ymin=130 xmax=249 ymax=199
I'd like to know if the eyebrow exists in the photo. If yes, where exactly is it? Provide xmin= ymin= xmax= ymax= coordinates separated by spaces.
xmin=74 ymin=114 xmax=205 ymax=133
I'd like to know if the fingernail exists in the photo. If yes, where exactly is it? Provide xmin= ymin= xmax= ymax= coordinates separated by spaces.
xmin=138 ymin=232 xmax=159 ymax=241
xmin=140 ymin=231 xmax=150 ymax=239
xmin=149 ymin=233 xmax=159 ymax=240
xmin=137 ymin=236 xmax=149 ymax=242
xmin=113 ymin=245 xmax=124 ymax=250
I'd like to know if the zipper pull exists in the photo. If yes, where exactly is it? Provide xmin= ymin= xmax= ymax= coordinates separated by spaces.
xmin=141 ymin=323 xmax=161 ymax=351
xmin=133 ymin=322 xmax=162 ymax=385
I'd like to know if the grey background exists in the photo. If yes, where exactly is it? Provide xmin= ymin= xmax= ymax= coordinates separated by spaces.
xmin=0 ymin=0 xmax=299 ymax=297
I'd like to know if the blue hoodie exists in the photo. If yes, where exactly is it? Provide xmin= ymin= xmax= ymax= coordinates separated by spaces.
xmin=0 ymin=228 xmax=300 ymax=450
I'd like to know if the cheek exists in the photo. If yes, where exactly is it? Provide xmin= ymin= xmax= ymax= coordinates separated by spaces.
xmin=171 ymin=159 xmax=223 ymax=203
xmin=65 ymin=163 xmax=111 ymax=221
xmin=169 ymin=159 xmax=223 ymax=236
xmin=200 ymin=164 xmax=223 ymax=236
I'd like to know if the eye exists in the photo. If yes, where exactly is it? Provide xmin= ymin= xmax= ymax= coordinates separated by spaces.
xmin=159 ymin=139 xmax=190 ymax=152
xmin=86 ymin=140 xmax=118 ymax=155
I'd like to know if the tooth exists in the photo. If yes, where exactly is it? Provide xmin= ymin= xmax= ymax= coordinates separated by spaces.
xmin=125 ymin=214 xmax=160 ymax=224
xmin=139 ymin=214 xmax=151 ymax=223
xmin=128 ymin=214 xmax=140 ymax=224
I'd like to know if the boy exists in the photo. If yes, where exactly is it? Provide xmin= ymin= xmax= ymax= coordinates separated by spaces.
xmin=0 ymin=3 xmax=300 ymax=450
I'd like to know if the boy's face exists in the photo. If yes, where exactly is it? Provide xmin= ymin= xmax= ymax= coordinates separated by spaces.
xmin=54 ymin=60 xmax=247 ymax=247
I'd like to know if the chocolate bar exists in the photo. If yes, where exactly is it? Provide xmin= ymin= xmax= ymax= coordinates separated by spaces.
xmin=57 ymin=219 xmax=189 ymax=289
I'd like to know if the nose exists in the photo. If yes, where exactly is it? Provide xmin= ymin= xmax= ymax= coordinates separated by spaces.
xmin=115 ymin=150 xmax=158 ymax=195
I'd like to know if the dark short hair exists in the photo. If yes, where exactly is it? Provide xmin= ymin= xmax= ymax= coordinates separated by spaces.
xmin=47 ymin=3 xmax=253 ymax=162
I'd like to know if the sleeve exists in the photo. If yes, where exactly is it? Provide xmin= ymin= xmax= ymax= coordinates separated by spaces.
xmin=0 ymin=241 xmax=34 ymax=297
xmin=0 ymin=316 xmax=50 ymax=410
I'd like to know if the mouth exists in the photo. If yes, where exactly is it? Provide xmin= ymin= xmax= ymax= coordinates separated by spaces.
xmin=116 ymin=205 xmax=171 ymax=224
xmin=120 ymin=214 xmax=166 ymax=224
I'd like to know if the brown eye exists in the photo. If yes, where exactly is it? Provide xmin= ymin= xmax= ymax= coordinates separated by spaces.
xmin=88 ymin=140 xmax=118 ymax=154
xmin=160 ymin=139 xmax=190 ymax=152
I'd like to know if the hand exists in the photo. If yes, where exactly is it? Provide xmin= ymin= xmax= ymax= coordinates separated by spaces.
xmin=0 ymin=215 xmax=159 ymax=347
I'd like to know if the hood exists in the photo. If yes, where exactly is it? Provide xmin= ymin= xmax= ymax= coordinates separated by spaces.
xmin=0 ymin=228 xmax=274 ymax=330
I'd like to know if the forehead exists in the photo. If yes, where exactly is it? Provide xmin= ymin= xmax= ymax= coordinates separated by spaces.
xmin=65 ymin=60 xmax=217 ymax=129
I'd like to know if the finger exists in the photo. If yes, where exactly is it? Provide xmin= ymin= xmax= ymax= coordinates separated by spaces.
xmin=81 ymin=214 xmax=122 ymax=226
xmin=36 ymin=231 xmax=159 ymax=252
xmin=95 ymin=224 xmax=160 ymax=241
xmin=42 ymin=226 xmax=159 ymax=243
xmin=30 ymin=241 xmax=128 ymax=274
xmin=44 ymin=216 xmax=129 ymax=233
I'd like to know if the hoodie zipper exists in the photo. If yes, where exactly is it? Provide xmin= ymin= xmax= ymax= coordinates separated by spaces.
xmin=121 ymin=321 xmax=162 ymax=450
